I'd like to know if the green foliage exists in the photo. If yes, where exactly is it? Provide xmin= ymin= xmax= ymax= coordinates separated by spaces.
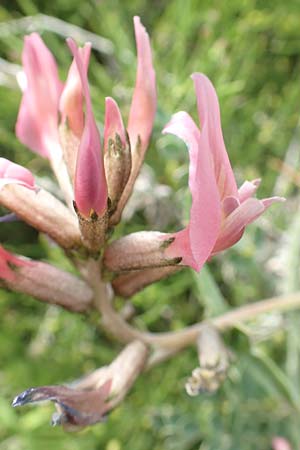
xmin=0 ymin=0 xmax=300 ymax=448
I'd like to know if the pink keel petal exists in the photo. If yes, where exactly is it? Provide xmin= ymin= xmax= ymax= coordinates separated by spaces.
xmin=60 ymin=43 xmax=91 ymax=137
xmin=16 ymin=33 xmax=63 ymax=158
xmin=192 ymin=73 xmax=238 ymax=200
xmin=212 ymin=197 xmax=266 ymax=253
xmin=127 ymin=16 xmax=156 ymax=154
xmin=0 ymin=158 xmax=35 ymax=190
xmin=67 ymin=39 xmax=107 ymax=217
xmin=104 ymin=97 xmax=127 ymax=150
xmin=163 ymin=112 xmax=221 ymax=271
xmin=222 ymin=196 xmax=240 ymax=217
xmin=238 ymin=178 xmax=261 ymax=203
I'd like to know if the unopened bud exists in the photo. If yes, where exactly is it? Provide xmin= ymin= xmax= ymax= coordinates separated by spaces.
xmin=104 ymin=231 xmax=182 ymax=273
xmin=105 ymin=132 xmax=131 ymax=216
xmin=112 ymin=266 xmax=180 ymax=297
xmin=103 ymin=97 xmax=131 ymax=217
xmin=1 ymin=259 xmax=93 ymax=312
xmin=0 ymin=184 xmax=81 ymax=250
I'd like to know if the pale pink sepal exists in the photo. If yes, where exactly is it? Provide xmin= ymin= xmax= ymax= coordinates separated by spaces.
xmin=192 ymin=73 xmax=238 ymax=200
xmin=67 ymin=39 xmax=108 ymax=218
xmin=0 ymin=158 xmax=35 ymax=190
xmin=59 ymin=43 xmax=91 ymax=137
xmin=127 ymin=16 xmax=156 ymax=154
xmin=0 ymin=246 xmax=31 ymax=282
xmin=16 ymin=33 xmax=63 ymax=158
xmin=104 ymin=97 xmax=127 ymax=151
xmin=162 ymin=112 xmax=221 ymax=271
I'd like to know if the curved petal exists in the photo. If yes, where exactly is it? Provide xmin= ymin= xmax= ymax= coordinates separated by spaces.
xmin=127 ymin=16 xmax=156 ymax=155
xmin=67 ymin=39 xmax=107 ymax=217
xmin=104 ymin=97 xmax=127 ymax=151
xmin=0 ymin=158 xmax=35 ymax=190
xmin=192 ymin=73 xmax=238 ymax=200
xmin=212 ymin=197 xmax=270 ymax=254
xmin=16 ymin=33 xmax=63 ymax=158
xmin=163 ymin=111 xmax=221 ymax=271
xmin=59 ymin=43 xmax=91 ymax=137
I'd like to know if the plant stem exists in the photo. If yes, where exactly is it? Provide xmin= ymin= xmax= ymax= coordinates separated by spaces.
xmin=89 ymin=261 xmax=300 ymax=351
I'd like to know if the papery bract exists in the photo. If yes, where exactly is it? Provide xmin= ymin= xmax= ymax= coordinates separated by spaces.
xmin=163 ymin=74 xmax=284 ymax=271
xmin=67 ymin=39 xmax=108 ymax=218
xmin=16 ymin=33 xmax=63 ymax=158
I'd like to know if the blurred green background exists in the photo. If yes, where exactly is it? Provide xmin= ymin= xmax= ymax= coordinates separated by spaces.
xmin=1 ymin=0 xmax=300 ymax=449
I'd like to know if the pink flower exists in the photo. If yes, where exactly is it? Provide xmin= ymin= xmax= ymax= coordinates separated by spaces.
xmin=0 ymin=246 xmax=30 ymax=282
xmin=67 ymin=39 xmax=108 ymax=218
xmin=163 ymin=73 xmax=284 ymax=271
xmin=15 ymin=17 xmax=156 ymax=220
xmin=272 ymin=437 xmax=293 ymax=450
xmin=127 ymin=16 xmax=156 ymax=155
xmin=59 ymin=43 xmax=91 ymax=137
xmin=16 ymin=33 xmax=63 ymax=158
xmin=0 ymin=158 xmax=35 ymax=190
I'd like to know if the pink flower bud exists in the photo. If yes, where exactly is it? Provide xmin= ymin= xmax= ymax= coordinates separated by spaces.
xmin=67 ymin=39 xmax=108 ymax=218
xmin=16 ymin=33 xmax=63 ymax=158
xmin=59 ymin=43 xmax=91 ymax=137
xmin=127 ymin=16 xmax=156 ymax=154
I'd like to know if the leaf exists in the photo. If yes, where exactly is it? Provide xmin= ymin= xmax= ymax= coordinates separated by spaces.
xmin=192 ymin=265 xmax=227 ymax=316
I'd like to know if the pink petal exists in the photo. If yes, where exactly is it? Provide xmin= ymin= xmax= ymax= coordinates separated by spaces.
xmin=16 ymin=33 xmax=63 ymax=158
xmin=59 ymin=43 xmax=91 ymax=137
xmin=238 ymin=178 xmax=261 ymax=203
xmin=67 ymin=39 xmax=107 ymax=217
xmin=0 ymin=246 xmax=31 ymax=282
xmin=127 ymin=16 xmax=156 ymax=154
xmin=272 ymin=437 xmax=292 ymax=450
xmin=0 ymin=158 xmax=35 ymax=190
xmin=192 ymin=73 xmax=238 ymax=200
xmin=212 ymin=197 xmax=266 ymax=254
xmin=104 ymin=97 xmax=127 ymax=151
xmin=163 ymin=112 xmax=221 ymax=271
xmin=262 ymin=196 xmax=285 ymax=208
xmin=222 ymin=196 xmax=240 ymax=217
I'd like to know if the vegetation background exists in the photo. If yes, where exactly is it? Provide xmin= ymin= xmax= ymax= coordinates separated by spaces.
xmin=0 ymin=0 xmax=300 ymax=448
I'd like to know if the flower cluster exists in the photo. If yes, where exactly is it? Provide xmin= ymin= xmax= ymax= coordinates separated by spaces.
xmin=0 ymin=16 xmax=284 ymax=428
